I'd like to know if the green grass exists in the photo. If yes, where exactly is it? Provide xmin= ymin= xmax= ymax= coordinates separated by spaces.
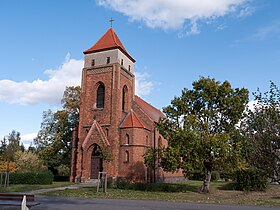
xmin=1 ymin=181 xmax=279 ymax=206
xmin=43 ymin=181 xmax=280 ymax=206
xmin=0 ymin=182 xmax=73 ymax=192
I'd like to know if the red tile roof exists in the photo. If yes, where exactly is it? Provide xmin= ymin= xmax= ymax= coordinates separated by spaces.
xmin=134 ymin=95 xmax=165 ymax=123
xmin=84 ymin=28 xmax=135 ymax=62
xmin=120 ymin=109 xmax=146 ymax=129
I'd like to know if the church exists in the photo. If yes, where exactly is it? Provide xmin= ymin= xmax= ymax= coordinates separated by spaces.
xmin=70 ymin=27 xmax=182 ymax=183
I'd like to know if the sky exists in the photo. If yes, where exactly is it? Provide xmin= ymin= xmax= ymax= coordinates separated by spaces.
xmin=0 ymin=0 xmax=279 ymax=147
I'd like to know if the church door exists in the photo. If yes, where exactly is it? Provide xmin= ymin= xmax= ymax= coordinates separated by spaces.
xmin=90 ymin=144 xmax=102 ymax=179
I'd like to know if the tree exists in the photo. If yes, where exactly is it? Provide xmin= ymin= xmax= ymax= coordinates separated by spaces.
xmin=14 ymin=151 xmax=47 ymax=172
xmin=0 ymin=130 xmax=22 ymax=162
xmin=157 ymin=77 xmax=249 ymax=193
xmin=245 ymin=82 xmax=280 ymax=182
xmin=34 ymin=86 xmax=80 ymax=174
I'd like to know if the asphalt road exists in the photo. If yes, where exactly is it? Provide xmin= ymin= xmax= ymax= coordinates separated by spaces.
xmin=30 ymin=196 xmax=279 ymax=210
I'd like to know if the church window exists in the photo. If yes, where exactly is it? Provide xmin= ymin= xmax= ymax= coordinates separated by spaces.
xmin=121 ymin=59 xmax=124 ymax=66
xmin=128 ymin=65 xmax=131 ymax=71
xmin=105 ymin=128 xmax=109 ymax=137
xmin=91 ymin=59 xmax=95 ymax=66
xmin=125 ymin=150 xmax=129 ymax=163
xmin=106 ymin=57 xmax=110 ymax=64
xmin=96 ymin=84 xmax=105 ymax=108
xmin=122 ymin=85 xmax=128 ymax=111
xmin=125 ymin=134 xmax=129 ymax=145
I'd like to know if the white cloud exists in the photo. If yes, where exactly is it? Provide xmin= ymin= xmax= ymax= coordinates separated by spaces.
xmin=97 ymin=0 xmax=250 ymax=34
xmin=0 ymin=54 xmax=155 ymax=105
xmin=252 ymin=21 xmax=280 ymax=41
xmin=21 ymin=132 xmax=37 ymax=148
xmin=0 ymin=53 xmax=83 ymax=105
xmin=232 ymin=21 xmax=280 ymax=46
xmin=237 ymin=4 xmax=254 ymax=18
xmin=135 ymin=72 xmax=155 ymax=96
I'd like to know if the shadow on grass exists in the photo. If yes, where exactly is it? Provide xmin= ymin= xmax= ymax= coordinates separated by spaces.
xmin=115 ymin=182 xmax=200 ymax=193
xmin=218 ymin=182 xmax=238 ymax=191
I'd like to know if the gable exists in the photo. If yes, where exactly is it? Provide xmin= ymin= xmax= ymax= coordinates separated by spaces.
xmin=82 ymin=120 xmax=110 ymax=150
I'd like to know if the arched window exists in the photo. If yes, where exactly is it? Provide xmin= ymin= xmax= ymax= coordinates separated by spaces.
xmin=125 ymin=134 xmax=129 ymax=145
xmin=122 ymin=85 xmax=128 ymax=111
xmin=125 ymin=151 xmax=129 ymax=163
xmin=96 ymin=84 xmax=105 ymax=108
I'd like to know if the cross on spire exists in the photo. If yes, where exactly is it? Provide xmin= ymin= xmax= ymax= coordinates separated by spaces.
xmin=109 ymin=17 xmax=114 ymax=28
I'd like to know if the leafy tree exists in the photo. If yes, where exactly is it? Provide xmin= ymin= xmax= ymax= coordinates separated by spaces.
xmin=14 ymin=151 xmax=47 ymax=172
xmin=34 ymin=86 xmax=80 ymax=173
xmin=0 ymin=130 xmax=22 ymax=162
xmin=245 ymin=82 xmax=280 ymax=182
xmin=157 ymin=77 xmax=249 ymax=193
xmin=0 ymin=161 xmax=16 ymax=172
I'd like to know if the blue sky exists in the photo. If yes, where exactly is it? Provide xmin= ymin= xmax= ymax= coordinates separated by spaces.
xmin=0 ymin=0 xmax=279 ymax=146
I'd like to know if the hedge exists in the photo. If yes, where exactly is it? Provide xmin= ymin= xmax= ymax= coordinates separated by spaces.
xmin=9 ymin=171 xmax=54 ymax=185
xmin=236 ymin=168 xmax=267 ymax=191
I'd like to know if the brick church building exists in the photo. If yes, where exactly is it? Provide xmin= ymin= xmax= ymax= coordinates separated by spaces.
xmin=70 ymin=27 xmax=182 ymax=183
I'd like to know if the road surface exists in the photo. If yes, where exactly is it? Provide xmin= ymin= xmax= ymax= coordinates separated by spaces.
xmin=30 ymin=196 xmax=279 ymax=210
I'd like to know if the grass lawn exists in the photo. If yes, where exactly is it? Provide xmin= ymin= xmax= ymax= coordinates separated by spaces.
xmin=0 ymin=182 xmax=73 ymax=193
xmin=43 ymin=181 xmax=280 ymax=207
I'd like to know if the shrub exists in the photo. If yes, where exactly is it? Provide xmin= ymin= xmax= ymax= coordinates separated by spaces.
xmin=188 ymin=171 xmax=204 ymax=181
xmin=56 ymin=164 xmax=70 ymax=176
xmin=236 ymin=169 xmax=267 ymax=191
xmin=211 ymin=171 xmax=220 ymax=181
xmin=9 ymin=171 xmax=54 ymax=185
xmin=220 ymin=171 xmax=235 ymax=181
xmin=115 ymin=180 xmax=131 ymax=190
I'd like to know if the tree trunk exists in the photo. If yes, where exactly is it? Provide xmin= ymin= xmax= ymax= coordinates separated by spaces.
xmin=200 ymin=165 xmax=211 ymax=193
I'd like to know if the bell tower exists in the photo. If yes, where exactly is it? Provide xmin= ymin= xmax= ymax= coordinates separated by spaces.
xmin=73 ymin=28 xmax=136 ymax=182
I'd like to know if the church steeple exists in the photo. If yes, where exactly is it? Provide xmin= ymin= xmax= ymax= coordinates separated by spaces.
xmin=83 ymin=28 xmax=135 ymax=73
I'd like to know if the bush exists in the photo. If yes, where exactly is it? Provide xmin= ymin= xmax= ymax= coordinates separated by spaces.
xmin=188 ymin=171 xmax=204 ymax=181
xmin=56 ymin=164 xmax=70 ymax=176
xmin=236 ymin=169 xmax=267 ymax=191
xmin=220 ymin=172 xmax=235 ymax=181
xmin=211 ymin=171 xmax=220 ymax=181
xmin=9 ymin=171 xmax=54 ymax=185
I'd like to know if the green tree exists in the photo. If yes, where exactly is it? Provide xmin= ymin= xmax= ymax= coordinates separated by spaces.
xmin=245 ymin=82 xmax=280 ymax=182
xmin=0 ymin=130 xmax=22 ymax=162
xmin=157 ymin=77 xmax=249 ymax=193
xmin=34 ymin=86 xmax=80 ymax=173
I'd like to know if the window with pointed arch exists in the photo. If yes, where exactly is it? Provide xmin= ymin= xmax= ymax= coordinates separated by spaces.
xmin=105 ymin=128 xmax=109 ymax=137
xmin=125 ymin=134 xmax=129 ymax=145
xmin=122 ymin=85 xmax=128 ymax=112
xmin=96 ymin=83 xmax=105 ymax=108
xmin=125 ymin=150 xmax=129 ymax=163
